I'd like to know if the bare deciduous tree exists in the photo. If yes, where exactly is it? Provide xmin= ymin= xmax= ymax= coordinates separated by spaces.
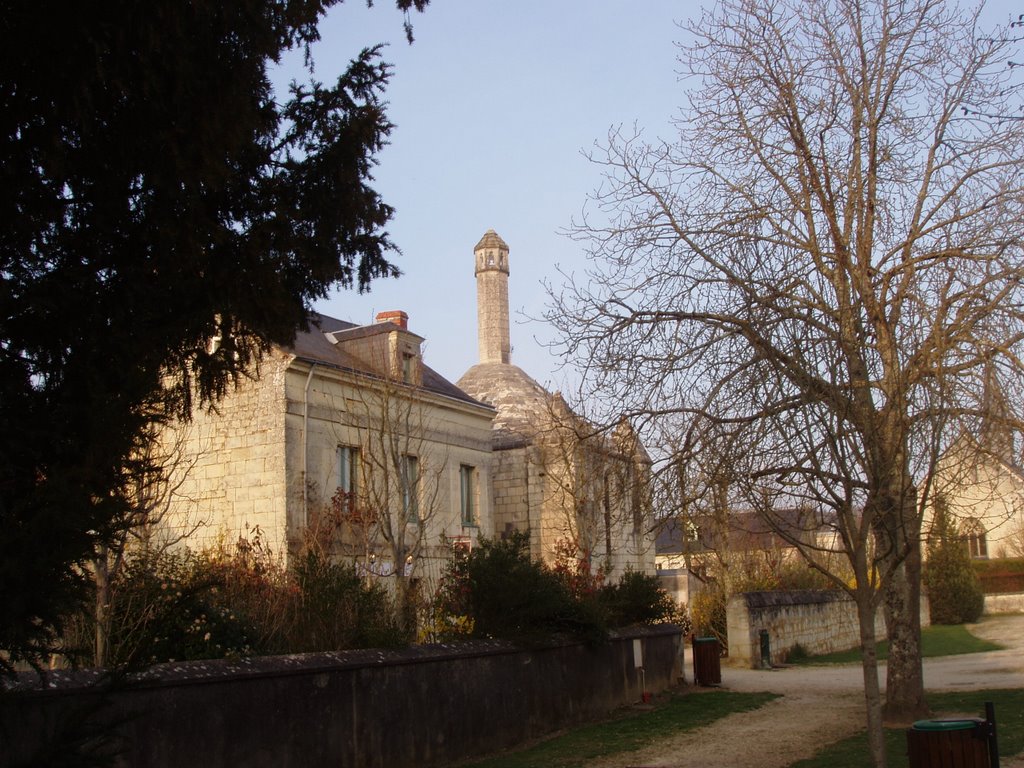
xmin=319 ymin=361 xmax=446 ymax=639
xmin=91 ymin=424 xmax=202 ymax=667
xmin=547 ymin=1 xmax=1024 ymax=763
xmin=536 ymin=396 xmax=653 ymax=579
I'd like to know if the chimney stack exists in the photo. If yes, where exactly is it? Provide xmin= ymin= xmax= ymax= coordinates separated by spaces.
xmin=375 ymin=310 xmax=409 ymax=330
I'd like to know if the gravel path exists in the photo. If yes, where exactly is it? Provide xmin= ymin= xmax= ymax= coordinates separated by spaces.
xmin=586 ymin=614 xmax=1024 ymax=768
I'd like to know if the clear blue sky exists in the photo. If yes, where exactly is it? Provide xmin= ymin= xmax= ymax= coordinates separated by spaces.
xmin=274 ymin=0 xmax=1020 ymax=391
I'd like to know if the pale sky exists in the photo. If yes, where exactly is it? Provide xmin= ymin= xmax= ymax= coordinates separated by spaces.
xmin=274 ymin=0 xmax=1021 ymax=391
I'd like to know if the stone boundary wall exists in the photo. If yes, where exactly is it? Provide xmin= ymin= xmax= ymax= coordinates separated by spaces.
xmin=985 ymin=592 xmax=1024 ymax=614
xmin=726 ymin=590 xmax=890 ymax=668
xmin=1 ymin=627 xmax=684 ymax=768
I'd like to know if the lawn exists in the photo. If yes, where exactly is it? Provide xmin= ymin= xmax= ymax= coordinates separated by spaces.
xmin=793 ymin=623 xmax=1002 ymax=665
xmin=461 ymin=621 xmax=1014 ymax=768
xmin=460 ymin=690 xmax=779 ymax=768
xmin=789 ymin=689 xmax=1024 ymax=768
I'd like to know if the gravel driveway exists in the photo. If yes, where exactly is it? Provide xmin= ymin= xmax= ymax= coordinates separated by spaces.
xmin=587 ymin=614 xmax=1024 ymax=768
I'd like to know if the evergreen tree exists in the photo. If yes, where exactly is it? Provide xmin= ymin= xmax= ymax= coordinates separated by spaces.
xmin=924 ymin=495 xmax=985 ymax=625
xmin=0 ymin=0 xmax=426 ymax=673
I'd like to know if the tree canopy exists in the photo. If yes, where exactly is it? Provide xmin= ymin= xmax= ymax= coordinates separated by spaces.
xmin=548 ymin=1 xmax=1024 ymax=763
xmin=0 ymin=0 xmax=426 ymax=673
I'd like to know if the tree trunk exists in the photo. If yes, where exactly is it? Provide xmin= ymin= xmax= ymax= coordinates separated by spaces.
xmin=870 ymin=468 xmax=927 ymax=722
xmin=396 ymin=574 xmax=418 ymax=642
xmin=857 ymin=594 xmax=888 ymax=768
xmin=94 ymin=547 xmax=110 ymax=668
xmin=882 ymin=540 xmax=927 ymax=722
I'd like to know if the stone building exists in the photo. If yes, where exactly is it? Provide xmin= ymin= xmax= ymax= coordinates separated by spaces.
xmin=926 ymin=434 xmax=1024 ymax=560
xmin=153 ymin=229 xmax=655 ymax=595
xmin=457 ymin=230 xmax=656 ymax=576
xmin=156 ymin=310 xmax=496 ymax=589
xmin=923 ymin=372 xmax=1024 ymax=560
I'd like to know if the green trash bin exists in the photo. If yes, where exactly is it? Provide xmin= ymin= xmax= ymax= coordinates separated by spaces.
xmin=692 ymin=636 xmax=721 ymax=686
xmin=906 ymin=719 xmax=990 ymax=768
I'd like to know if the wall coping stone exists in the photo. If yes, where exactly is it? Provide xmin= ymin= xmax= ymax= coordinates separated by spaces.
xmin=741 ymin=589 xmax=846 ymax=609
xmin=5 ymin=624 xmax=684 ymax=697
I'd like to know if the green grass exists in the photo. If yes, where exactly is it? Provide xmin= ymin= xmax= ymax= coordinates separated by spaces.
xmin=460 ymin=622 xmax=1011 ymax=768
xmin=794 ymin=623 xmax=1002 ymax=665
xmin=460 ymin=690 xmax=780 ymax=768
xmin=789 ymin=689 xmax=1024 ymax=768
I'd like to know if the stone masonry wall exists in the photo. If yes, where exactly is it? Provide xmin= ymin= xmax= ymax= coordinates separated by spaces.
xmin=726 ymin=590 xmax=888 ymax=668
xmin=281 ymin=360 xmax=496 ymax=577
xmin=158 ymin=352 xmax=289 ymax=555
xmin=985 ymin=592 xmax=1024 ymax=614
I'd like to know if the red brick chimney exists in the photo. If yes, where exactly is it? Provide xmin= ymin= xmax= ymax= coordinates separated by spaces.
xmin=375 ymin=310 xmax=408 ymax=329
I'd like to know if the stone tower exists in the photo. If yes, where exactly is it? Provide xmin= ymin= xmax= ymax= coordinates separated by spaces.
xmin=458 ymin=229 xmax=656 ymax=577
xmin=474 ymin=229 xmax=511 ymax=364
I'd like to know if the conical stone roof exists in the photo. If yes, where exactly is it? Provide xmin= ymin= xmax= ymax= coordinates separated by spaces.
xmin=474 ymin=229 xmax=509 ymax=252
xmin=457 ymin=362 xmax=552 ymax=447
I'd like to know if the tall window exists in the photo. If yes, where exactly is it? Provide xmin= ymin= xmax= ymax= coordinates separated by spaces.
xmin=335 ymin=444 xmax=360 ymax=518
xmin=460 ymin=465 xmax=477 ymax=526
xmin=402 ymin=455 xmax=419 ymax=523
xmin=337 ymin=445 xmax=359 ymax=496
xmin=963 ymin=519 xmax=988 ymax=559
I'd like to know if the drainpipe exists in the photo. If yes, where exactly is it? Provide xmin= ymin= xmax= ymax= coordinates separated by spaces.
xmin=302 ymin=363 xmax=318 ymax=528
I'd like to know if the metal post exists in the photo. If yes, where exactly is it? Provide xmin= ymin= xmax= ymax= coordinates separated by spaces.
xmin=985 ymin=701 xmax=999 ymax=768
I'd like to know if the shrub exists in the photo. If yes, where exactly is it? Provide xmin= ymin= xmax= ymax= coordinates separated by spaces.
xmin=690 ymin=584 xmax=728 ymax=652
xmin=105 ymin=549 xmax=258 ymax=667
xmin=72 ymin=529 xmax=406 ymax=667
xmin=287 ymin=550 xmax=403 ymax=651
xmin=474 ymin=532 xmax=605 ymax=643
xmin=785 ymin=642 xmax=809 ymax=663
xmin=972 ymin=558 xmax=1024 ymax=594
xmin=551 ymin=538 xmax=608 ymax=601
xmin=775 ymin=560 xmax=838 ymax=591
xmin=924 ymin=498 xmax=985 ymax=625
xmin=599 ymin=569 xmax=688 ymax=630
xmin=430 ymin=532 xmax=606 ymax=645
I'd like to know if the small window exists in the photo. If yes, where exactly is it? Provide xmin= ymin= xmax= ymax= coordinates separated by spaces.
xmin=402 ymin=353 xmax=415 ymax=384
xmin=402 ymin=455 xmax=420 ymax=523
xmin=460 ymin=465 xmax=477 ymax=526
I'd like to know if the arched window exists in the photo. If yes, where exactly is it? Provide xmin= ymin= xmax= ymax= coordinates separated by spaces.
xmin=962 ymin=518 xmax=988 ymax=559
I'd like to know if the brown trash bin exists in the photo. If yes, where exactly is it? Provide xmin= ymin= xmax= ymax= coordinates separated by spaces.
xmin=692 ymin=636 xmax=721 ymax=686
xmin=906 ymin=719 xmax=990 ymax=768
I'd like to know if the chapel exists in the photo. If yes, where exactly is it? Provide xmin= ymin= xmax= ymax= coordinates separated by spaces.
xmin=457 ymin=230 xmax=656 ymax=575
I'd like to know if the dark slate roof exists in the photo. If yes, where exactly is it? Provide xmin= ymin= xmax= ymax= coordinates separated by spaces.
xmin=655 ymin=508 xmax=832 ymax=555
xmin=289 ymin=312 xmax=492 ymax=410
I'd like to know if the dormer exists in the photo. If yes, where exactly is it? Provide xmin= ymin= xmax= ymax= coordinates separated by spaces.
xmin=376 ymin=311 xmax=424 ymax=386
xmin=323 ymin=311 xmax=423 ymax=385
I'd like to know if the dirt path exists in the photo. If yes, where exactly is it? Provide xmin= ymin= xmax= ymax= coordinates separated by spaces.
xmin=586 ymin=614 xmax=1024 ymax=768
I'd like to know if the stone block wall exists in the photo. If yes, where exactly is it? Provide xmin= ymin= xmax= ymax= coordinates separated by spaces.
xmin=985 ymin=592 xmax=1024 ymax=614
xmin=158 ymin=352 xmax=290 ymax=554
xmin=1 ymin=627 xmax=684 ymax=768
xmin=726 ymin=590 xmax=888 ymax=668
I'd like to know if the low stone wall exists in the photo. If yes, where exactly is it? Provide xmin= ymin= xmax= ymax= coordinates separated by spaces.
xmin=1 ymin=626 xmax=683 ymax=768
xmin=985 ymin=592 xmax=1024 ymax=614
xmin=726 ymin=590 xmax=888 ymax=668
